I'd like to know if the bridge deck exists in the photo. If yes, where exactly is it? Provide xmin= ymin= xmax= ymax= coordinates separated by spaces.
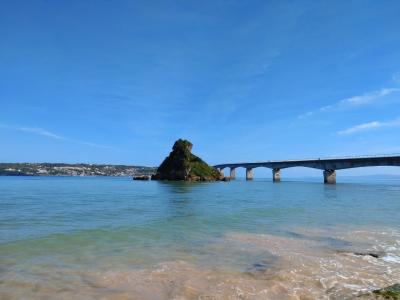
xmin=214 ymin=155 xmax=400 ymax=171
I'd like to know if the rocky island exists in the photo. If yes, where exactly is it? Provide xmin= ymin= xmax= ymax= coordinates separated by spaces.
xmin=151 ymin=139 xmax=222 ymax=181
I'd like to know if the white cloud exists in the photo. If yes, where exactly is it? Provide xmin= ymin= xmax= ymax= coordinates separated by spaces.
xmin=337 ymin=118 xmax=400 ymax=135
xmin=298 ymin=88 xmax=400 ymax=119
xmin=0 ymin=123 xmax=113 ymax=149
xmin=339 ymin=88 xmax=399 ymax=106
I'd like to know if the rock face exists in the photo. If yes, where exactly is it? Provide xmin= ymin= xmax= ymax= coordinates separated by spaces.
xmin=151 ymin=139 xmax=221 ymax=181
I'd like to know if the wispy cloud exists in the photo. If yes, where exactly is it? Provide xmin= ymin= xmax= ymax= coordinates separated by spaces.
xmin=298 ymin=88 xmax=400 ymax=119
xmin=18 ymin=127 xmax=64 ymax=140
xmin=337 ymin=118 xmax=400 ymax=135
xmin=0 ymin=123 xmax=114 ymax=149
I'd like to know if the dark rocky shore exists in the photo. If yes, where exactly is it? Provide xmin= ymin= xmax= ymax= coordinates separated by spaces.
xmin=357 ymin=284 xmax=400 ymax=299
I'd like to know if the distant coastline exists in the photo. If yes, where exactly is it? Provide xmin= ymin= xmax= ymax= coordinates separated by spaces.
xmin=0 ymin=163 xmax=156 ymax=177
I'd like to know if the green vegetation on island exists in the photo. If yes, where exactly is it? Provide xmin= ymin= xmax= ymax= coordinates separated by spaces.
xmin=151 ymin=139 xmax=221 ymax=181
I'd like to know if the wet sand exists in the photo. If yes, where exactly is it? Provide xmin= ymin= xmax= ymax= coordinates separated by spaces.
xmin=1 ymin=227 xmax=399 ymax=300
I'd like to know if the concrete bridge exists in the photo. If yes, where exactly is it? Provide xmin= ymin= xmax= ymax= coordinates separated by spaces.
xmin=214 ymin=155 xmax=400 ymax=184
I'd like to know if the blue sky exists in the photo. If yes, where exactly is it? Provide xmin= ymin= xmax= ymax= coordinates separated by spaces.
xmin=1 ymin=1 xmax=400 ymax=176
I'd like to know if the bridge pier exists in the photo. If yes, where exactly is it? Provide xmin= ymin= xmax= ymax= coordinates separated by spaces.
xmin=246 ymin=168 xmax=253 ymax=180
xmin=323 ymin=169 xmax=336 ymax=184
xmin=218 ymin=168 xmax=225 ymax=177
xmin=230 ymin=167 xmax=236 ymax=180
xmin=272 ymin=168 xmax=281 ymax=182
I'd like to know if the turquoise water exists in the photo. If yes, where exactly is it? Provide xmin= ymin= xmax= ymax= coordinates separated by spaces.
xmin=1 ymin=176 xmax=400 ymax=299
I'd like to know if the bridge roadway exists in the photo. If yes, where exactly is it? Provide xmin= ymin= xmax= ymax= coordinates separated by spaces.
xmin=214 ymin=155 xmax=400 ymax=184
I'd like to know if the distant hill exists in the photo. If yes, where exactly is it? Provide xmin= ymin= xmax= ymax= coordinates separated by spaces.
xmin=0 ymin=163 xmax=156 ymax=177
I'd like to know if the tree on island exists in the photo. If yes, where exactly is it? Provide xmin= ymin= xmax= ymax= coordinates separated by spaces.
xmin=151 ymin=139 xmax=222 ymax=181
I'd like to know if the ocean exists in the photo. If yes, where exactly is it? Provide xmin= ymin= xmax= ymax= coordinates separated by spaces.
xmin=1 ymin=176 xmax=399 ymax=299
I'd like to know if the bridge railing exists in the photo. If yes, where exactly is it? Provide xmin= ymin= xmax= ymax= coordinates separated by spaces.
xmin=300 ymin=153 xmax=400 ymax=160
xmin=266 ymin=153 xmax=400 ymax=162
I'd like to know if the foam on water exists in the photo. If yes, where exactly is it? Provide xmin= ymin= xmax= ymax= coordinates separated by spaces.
xmin=382 ymin=255 xmax=400 ymax=264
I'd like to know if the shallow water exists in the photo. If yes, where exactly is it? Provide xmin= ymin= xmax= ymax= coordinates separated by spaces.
xmin=1 ymin=176 xmax=399 ymax=299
